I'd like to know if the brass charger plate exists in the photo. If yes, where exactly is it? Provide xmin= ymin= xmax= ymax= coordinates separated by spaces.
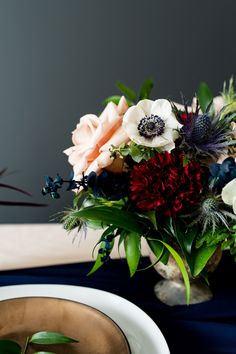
xmin=0 ymin=297 xmax=131 ymax=354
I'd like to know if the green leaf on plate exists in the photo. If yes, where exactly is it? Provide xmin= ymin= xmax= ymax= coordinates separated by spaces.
xmin=29 ymin=332 xmax=79 ymax=345
xmin=116 ymin=81 xmax=136 ymax=102
xmin=0 ymin=340 xmax=21 ymax=354
xmin=197 ymin=81 xmax=213 ymax=112
xmin=124 ymin=232 xmax=141 ymax=277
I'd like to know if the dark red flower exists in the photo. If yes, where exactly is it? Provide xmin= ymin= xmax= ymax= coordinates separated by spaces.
xmin=129 ymin=151 xmax=207 ymax=217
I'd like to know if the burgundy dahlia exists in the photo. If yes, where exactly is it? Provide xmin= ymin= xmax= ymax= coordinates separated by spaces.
xmin=129 ymin=151 xmax=207 ymax=217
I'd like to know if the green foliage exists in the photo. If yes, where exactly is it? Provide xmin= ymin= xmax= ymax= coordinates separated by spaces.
xmin=197 ymin=223 xmax=236 ymax=261
xmin=147 ymin=239 xmax=164 ymax=262
xmin=138 ymin=79 xmax=154 ymax=100
xmin=102 ymin=95 xmax=122 ymax=105
xmin=191 ymin=245 xmax=217 ymax=277
xmin=89 ymin=226 xmax=117 ymax=273
xmin=124 ymin=232 xmax=141 ymax=276
xmin=102 ymin=95 xmax=134 ymax=107
xmin=0 ymin=340 xmax=21 ymax=354
xmin=160 ymin=241 xmax=191 ymax=305
xmin=61 ymin=208 xmax=83 ymax=232
xmin=111 ymin=141 xmax=161 ymax=163
xmin=102 ymin=78 xmax=154 ymax=107
xmin=72 ymin=205 xmax=147 ymax=234
xmin=29 ymin=332 xmax=78 ymax=345
xmin=221 ymin=76 xmax=236 ymax=105
xmin=0 ymin=332 xmax=78 ymax=354
xmin=197 ymin=81 xmax=213 ymax=112
xmin=116 ymin=81 xmax=137 ymax=102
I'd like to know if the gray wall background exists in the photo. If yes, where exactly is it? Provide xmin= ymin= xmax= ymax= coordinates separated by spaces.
xmin=1 ymin=0 xmax=236 ymax=223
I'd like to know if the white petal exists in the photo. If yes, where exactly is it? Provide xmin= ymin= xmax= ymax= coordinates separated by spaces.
xmin=221 ymin=178 xmax=236 ymax=205
xmin=137 ymin=99 xmax=154 ymax=115
xmin=130 ymin=129 xmax=170 ymax=148
xmin=233 ymin=196 xmax=236 ymax=214
xmin=122 ymin=105 xmax=145 ymax=140
xmin=151 ymin=99 xmax=172 ymax=118
xmin=165 ymin=113 xmax=183 ymax=130
xmin=161 ymin=128 xmax=177 ymax=141
xmin=161 ymin=141 xmax=175 ymax=152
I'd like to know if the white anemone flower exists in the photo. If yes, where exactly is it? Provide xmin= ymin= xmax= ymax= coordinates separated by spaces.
xmin=221 ymin=178 xmax=236 ymax=214
xmin=122 ymin=99 xmax=182 ymax=150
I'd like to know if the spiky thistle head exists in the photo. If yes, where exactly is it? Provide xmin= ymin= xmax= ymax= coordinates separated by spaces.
xmin=173 ymin=100 xmax=235 ymax=160
xmin=192 ymin=195 xmax=236 ymax=234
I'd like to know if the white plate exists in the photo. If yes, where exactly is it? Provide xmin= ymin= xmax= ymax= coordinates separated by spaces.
xmin=0 ymin=284 xmax=169 ymax=354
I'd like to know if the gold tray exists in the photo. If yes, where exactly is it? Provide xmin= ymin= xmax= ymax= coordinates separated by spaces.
xmin=0 ymin=297 xmax=131 ymax=354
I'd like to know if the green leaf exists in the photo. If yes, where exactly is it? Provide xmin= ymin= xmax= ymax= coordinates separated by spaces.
xmin=118 ymin=229 xmax=127 ymax=253
xmin=87 ymin=248 xmax=104 ymax=275
xmin=139 ymin=79 xmax=154 ymax=100
xmin=102 ymin=95 xmax=121 ymax=105
xmin=0 ymin=340 xmax=21 ymax=354
xmin=73 ymin=206 xmax=145 ymax=234
xmin=138 ymin=211 xmax=158 ymax=230
xmin=124 ymin=232 xmax=141 ymax=276
xmin=159 ymin=248 xmax=170 ymax=265
xmin=197 ymin=82 xmax=213 ymax=112
xmin=192 ymin=245 xmax=217 ymax=277
xmin=175 ymin=223 xmax=198 ymax=256
xmin=161 ymin=241 xmax=191 ymax=305
xmin=116 ymin=81 xmax=136 ymax=102
xmin=88 ymin=239 xmax=114 ymax=275
xmin=147 ymin=238 xmax=164 ymax=260
xmin=29 ymin=332 xmax=78 ymax=345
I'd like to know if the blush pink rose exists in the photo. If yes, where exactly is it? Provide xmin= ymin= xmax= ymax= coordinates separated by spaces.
xmin=191 ymin=96 xmax=224 ymax=113
xmin=64 ymin=96 xmax=130 ymax=180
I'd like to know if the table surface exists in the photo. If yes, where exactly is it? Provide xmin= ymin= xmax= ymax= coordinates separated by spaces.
xmin=0 ymin=253 xmax=235 ymax=354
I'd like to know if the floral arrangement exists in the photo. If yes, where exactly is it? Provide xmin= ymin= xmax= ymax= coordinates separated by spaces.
xmin=42 ymin=79 xmax=236 ymax=303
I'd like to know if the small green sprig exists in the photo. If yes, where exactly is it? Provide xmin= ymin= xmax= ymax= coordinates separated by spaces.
xmin=220 ymin=77 xmax=236 ymax=119
xmin=0 ymin=331 xmax=79 ymax=354
xmin=110 ymin=141 xmax=161 ymax=163
xmin=222 ymin=76 xmax=236 ymax=105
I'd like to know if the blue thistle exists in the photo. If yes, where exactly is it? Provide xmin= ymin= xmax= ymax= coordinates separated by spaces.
xmin=174 ymin=101 xmax=234 ymax=159
xmin=190 ymin=195 xmax=236 ymax=234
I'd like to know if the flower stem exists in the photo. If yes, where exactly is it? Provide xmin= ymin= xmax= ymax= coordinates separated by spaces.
xmin=22 ymin=336 xmax=30 ymax=354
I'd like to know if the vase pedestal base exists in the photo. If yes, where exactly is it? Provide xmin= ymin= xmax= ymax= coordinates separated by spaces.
xmin=154 ymin=279 xmax=213 ymax=306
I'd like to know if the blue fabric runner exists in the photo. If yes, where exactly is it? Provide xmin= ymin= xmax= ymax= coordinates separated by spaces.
xmin=0 ymin=253 xmax=235 ymax=354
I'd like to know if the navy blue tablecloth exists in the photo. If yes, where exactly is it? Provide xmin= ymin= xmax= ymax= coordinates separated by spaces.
xmin=0 ymin=253 xmax=235 ymax=354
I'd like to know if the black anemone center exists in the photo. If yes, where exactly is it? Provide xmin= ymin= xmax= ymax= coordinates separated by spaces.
xmin=138 ymin=114 xmax=165 ymax=139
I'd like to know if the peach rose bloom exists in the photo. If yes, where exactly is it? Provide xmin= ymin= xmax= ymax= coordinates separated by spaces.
xmin=64 ymin=96 xmax=130 ymax=181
